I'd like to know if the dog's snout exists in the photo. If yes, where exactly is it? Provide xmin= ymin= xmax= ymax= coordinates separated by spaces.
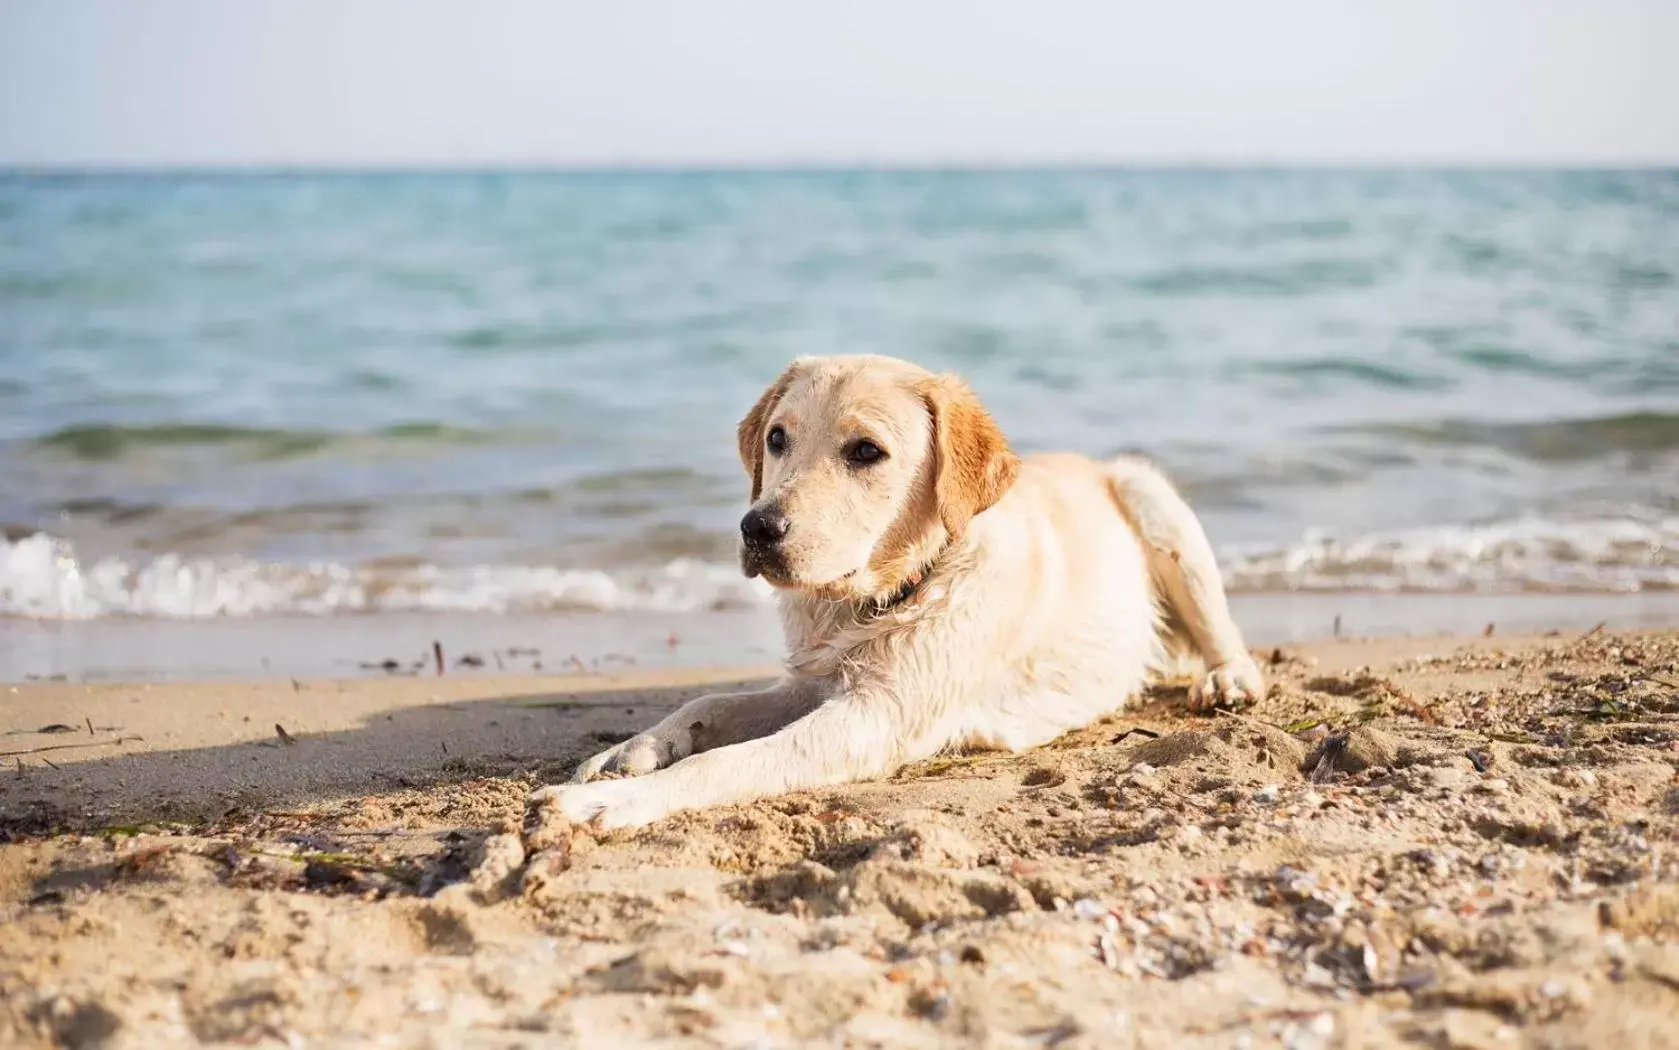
xmin=740 ymin=505 xmax=790 ymax=546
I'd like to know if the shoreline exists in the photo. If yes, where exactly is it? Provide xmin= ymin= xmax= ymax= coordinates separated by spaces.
xmin=5 ymin=589 xmax=1679 ymax=683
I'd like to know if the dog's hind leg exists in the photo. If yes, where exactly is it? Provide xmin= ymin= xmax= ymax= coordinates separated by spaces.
xmin=1106 ymin=456 xmax=1263 ymax=710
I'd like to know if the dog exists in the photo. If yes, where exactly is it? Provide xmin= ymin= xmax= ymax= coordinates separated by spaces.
xmin=531 ymin=354 xmax=1262 ymax=830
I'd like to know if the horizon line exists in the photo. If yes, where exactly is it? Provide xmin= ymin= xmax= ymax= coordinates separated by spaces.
xmin=5 ymin=158 xmax=1679 ymax=177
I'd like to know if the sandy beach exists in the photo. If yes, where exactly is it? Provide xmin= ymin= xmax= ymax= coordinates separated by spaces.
xmin=3 ymin=626 xmax=1677 ymax=1048
xmin=6 ymin=8 xmax=1678 ymax=1048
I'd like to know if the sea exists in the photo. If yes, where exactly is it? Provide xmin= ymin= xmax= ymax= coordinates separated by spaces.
xmin=3 ymin=169 xmax=1677 ymax=677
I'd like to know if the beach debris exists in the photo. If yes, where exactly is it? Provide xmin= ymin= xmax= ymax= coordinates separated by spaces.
xmin=37 ymin=724 xmax=76 ymax=734
xmin=85 ymin=716 xmax=94 ymax=734
xmin=433 ymin=640 xmax=445 ymax=676
xmin=274 ymin=723 xmax=297 ymax=746
xmin=0 ymin=735 xmax=144 ymax=759
xmin=1110 ymin=727 xmax=1160 ymax=744
xmin=1304 ymin=733 xmax=1348 ymax=783
xmin=1399 ymin=700 xmax=1440 ymax=724
xmin=1302 ymin=726 xmax=1399 ymax=779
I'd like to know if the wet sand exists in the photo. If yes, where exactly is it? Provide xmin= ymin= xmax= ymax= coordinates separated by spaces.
xmin=3 ymin=629 xmax=1679 ymax=1047
xmin=7 ymin=590 xmax=1679 ymax=683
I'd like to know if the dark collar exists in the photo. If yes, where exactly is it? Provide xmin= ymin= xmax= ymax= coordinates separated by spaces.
xmin=875 ymin=571 xmax=923 ymax=613
xmin=865 ymin=546 xmax=945 ymax=617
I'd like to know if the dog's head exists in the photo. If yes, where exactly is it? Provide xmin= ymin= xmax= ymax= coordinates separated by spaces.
xmin=735 ymin=355 xmax=1019 ymax=601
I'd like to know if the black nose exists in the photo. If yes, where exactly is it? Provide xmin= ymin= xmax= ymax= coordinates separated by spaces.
xmin=740 ymin=506 xmax=790 ymax=546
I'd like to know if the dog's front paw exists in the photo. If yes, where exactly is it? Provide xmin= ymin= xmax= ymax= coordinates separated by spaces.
xmin=528 ymin=780 xmax=671 ymax=832
xmin=1189 ymin=657 xmax=1265 ymax=712
xmin=570 ymin=725 xmax=694 ymax=784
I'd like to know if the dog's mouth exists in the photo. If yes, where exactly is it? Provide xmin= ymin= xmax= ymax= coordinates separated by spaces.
xmin=739 ymin=544 xmax=791 ymax=584
xmin=740 ymin=549 xmax=858 ymax=594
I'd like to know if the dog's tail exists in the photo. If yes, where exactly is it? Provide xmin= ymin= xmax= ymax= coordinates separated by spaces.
xmin=1104 ymin=454 xmax=1215 ymax=683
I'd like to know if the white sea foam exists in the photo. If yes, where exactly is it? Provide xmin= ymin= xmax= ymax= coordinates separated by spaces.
xmin=0 ymin=533 xmax=773 ymax=620
xmin=2 ymin=517 xmax=1674 ymax=620
xmin=1219 ymin=516 xmax=1678 ymax=594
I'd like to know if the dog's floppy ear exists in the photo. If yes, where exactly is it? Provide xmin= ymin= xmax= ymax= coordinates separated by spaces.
xmin=920 ymin=373 xmax=1020 ymax=540
xmin=737 ymin=361 xmax=804 ymax=502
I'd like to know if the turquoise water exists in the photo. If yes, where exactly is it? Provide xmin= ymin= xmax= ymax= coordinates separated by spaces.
xmin=2 ymin=169 xmax=1677 ymax=617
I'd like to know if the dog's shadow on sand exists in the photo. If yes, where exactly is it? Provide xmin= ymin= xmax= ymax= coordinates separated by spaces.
xmin=0 ymin=675 xmax=776 ymax=840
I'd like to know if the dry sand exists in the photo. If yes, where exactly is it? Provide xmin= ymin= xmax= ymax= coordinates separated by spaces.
xmin=3 ymin=629 xmax=1679 ymax=1048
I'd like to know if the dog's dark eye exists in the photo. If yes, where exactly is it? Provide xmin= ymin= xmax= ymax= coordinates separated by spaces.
xmin=766 ymin=425 xmax=787 ymax=455
xmin=847 ymin=440 xmax=886 ymax=466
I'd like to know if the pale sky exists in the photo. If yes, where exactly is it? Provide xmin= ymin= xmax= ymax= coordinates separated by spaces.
xmin=2 ymin=0 xmax=1676 ymax=167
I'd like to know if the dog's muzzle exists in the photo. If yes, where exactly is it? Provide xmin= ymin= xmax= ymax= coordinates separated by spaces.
xmin=738 ymin=504 xmax=790 ymax=579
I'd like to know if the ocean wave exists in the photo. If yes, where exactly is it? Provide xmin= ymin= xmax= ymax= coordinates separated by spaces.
xmin=0 ymin=533 xmax=771 ymax=619
xmin=1446 ymin=345 xmax=1595 ymax=381
xmin=1221 ymin=517 xmax=1678 ymax=594
xmin=30 ymin=421 xmax=517 ymax=462
xmin=1239 ymin=357 xmax=1452 ymax=391
xmin=1339 ymin=411 xmax=1679 ymax=462
xmin=1129 ymin=258 xmax=1384 ymax=297
xmin=4 ymin=516 xmax=1675 ymax=621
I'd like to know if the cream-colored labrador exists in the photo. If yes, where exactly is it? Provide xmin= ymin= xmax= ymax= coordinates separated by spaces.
xmin=531 ymin=354 xmax=1262 ymax=829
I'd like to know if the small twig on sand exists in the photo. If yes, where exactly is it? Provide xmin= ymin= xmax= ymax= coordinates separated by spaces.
xmin=1110 ymin=727 xmax=1161 ymax=744
xmin=0 ymin=736 xmax=144 ymax=759
xmin=433 ymin=641 xmax=445 ymax=677
xmin=85 ymin=715 xmax=94 ymax=735
xmin=1579 ymin=621 xmax=1607 ymax=642
xmin=274 ymin=724 xmax=297 ymax=746
xmin=41 ymin=757 xmax=60 ymax=771
xmin=1333 ymin=614 xmax=1343 ymax=639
